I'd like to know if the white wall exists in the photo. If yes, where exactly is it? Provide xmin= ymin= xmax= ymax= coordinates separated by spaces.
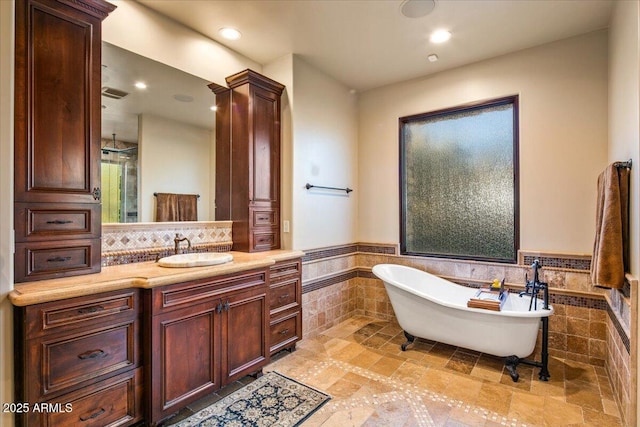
xmin=357 ymin=31 xmax=609 ymax=254
xmin=139 ymin=114 xmax=212 ymax=222
xmin=103 ymin=0 xmax=260 ymax=86
xmin=291 ymin=56 xmax=359 ymax=250
xmin=0 ymin=2 xmax=13 ymax=425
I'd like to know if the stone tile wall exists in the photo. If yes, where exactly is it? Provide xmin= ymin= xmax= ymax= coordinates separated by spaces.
xmin=300 ymin=243 xmax=636 ymax=425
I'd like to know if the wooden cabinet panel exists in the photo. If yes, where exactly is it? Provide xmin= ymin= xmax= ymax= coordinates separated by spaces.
xmin=151 ymin=302 xmax=220 ymax=421
xmin=222 ymin=286 xmax=268 ymax=384
xmin=268 ymin=259 xmax=302 ymax=356
xmin=269 ymin=311 xmax=301 ymax=354
xmin=15 ymin=239 xmax=101 ymax=282
xmin=15 ymin=203 xmax=100 ymax=241
xmin=13 ymin=0 xmax=114 ymax=281
xmin=149 ymin=268 xmax=269 ymax=425
xmin=24 ymin=289 xmax=138 ymax=338
xmin=42 ymin=368 xmax=143 ymax=427
xmin=213 ymin=70 xmax=284 ymax=252
xmin=14 ymin=288 xmax=141 ymax=427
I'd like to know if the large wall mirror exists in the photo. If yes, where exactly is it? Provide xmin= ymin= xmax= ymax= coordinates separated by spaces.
xmin=101 ymin=42 xmax=216 ymax=223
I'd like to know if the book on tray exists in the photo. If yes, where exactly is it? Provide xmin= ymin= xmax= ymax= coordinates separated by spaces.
xmin=467 ymin=279 xmax=507 ymax=311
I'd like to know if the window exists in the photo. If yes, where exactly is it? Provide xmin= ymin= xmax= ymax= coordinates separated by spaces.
xmin=399 ymin=96 xmax=519 ymax=263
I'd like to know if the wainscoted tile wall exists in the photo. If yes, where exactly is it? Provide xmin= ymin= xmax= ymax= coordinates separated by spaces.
xmin=300 ymin=243 xmax=637 ymax=427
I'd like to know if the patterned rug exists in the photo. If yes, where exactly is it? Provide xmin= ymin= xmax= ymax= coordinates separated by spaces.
xmin=172 ymin=371 xmax=331 ymax=427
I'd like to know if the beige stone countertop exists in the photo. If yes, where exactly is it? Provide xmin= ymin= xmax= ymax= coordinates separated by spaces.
xmin=9 ymin=250 xmax=304 ymax=307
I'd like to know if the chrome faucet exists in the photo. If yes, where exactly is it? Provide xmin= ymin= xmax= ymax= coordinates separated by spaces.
xmin=174 ymin=233 xmax=191 ymax=254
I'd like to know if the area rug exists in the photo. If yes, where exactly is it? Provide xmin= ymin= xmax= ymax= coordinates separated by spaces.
xmin=173 ymin=371 xmax=331 ymax=427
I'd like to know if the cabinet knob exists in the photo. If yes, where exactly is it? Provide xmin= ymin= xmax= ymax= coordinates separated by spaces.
xmin=223 ymin=301 xmax=230 ymax=311
xmin=92 ymin=187 xmax=101 ymax=201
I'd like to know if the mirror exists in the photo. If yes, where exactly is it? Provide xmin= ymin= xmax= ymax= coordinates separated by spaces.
xmin=101 ymin=42 xmax=216 ymax=223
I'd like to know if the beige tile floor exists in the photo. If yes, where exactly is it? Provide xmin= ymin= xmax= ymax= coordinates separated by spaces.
xmin=165 ymin=315 xmax=624 ymax=427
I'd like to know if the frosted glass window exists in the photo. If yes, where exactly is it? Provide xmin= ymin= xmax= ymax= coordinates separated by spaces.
xmin=400 ymin=96 xmax=519 ymax=263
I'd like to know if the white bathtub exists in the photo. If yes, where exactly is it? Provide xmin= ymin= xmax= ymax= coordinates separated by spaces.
xmin=372 ymin=264 xmax=553 ymax=358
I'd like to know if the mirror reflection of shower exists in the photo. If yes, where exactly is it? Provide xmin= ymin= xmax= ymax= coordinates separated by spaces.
xmin=101 ymin=133 xmax=139 ymax=223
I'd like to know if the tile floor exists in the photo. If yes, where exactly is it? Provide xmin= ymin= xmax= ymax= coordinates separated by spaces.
xmin=165 ymin=315 xmax=624 ymax=427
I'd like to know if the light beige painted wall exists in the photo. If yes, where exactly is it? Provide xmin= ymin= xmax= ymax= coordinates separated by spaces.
xmin=263 ymin=54 xmax=295 ymax=250
xmin=139 ymin=114 xmax=212 ymax=222
xmin=103 ymin=0 xmax=260 ymax=86
xmin=0 ymin=1 xmax=13 ymax=425
xmin=357 ymin=31 xmax=609 ymax=254
xmin=609 ymin=0 xmax=639 ymax=277
xmin=608 ymin=0 xmax=640 ymax=420
xmin=291 ymin=56 xmax=359 ymax=250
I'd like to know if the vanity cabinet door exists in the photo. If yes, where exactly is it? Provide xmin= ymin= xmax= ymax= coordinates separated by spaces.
xmin=220 ymin=284 xmax=269 ymax=385
xmin=150 ymin=300 xmax=222 ymax=423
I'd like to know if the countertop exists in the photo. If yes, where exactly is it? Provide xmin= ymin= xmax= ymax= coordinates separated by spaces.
xmin=9 ymin=250 xmax=305 ymax=306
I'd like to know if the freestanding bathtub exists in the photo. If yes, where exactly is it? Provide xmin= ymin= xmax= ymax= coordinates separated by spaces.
xmin=372 ymin=264 xmax=553 ymax=359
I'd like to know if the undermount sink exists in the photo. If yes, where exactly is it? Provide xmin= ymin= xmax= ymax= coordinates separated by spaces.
xmin=158 ymin=252 xmax=233 ymax=268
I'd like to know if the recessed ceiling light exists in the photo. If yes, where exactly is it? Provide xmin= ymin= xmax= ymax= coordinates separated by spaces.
xmin=400 ymin=0 xmax=436 ymax=18
xmin=430 ymin=29 xmax=451 ymax=44
xmin=134 ymin=81 xmax=147 ymax=89
xmin=427 ymin=54 xmax=439 ymax=62
xmin=219 ymin=27 xmax=241 ymax=40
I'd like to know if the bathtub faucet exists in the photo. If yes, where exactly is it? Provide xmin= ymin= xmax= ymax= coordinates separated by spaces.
xmin=519 ymin=259 xmax=549 ymax=311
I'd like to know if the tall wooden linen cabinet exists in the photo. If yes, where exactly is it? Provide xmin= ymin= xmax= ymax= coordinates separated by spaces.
xmin=211 ymin=70 xmax=285 ymax=252
xmin=14 ymin=0 xmax=114 ymax=282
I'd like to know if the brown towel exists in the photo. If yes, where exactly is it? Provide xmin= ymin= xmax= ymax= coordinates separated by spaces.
xmin=155 ymin=193 xmax=198 ymax=221
xmin=155 ymin=193 xmax=179 ymax=222
xmin=177 ymin=194 xmax=198 ymax=221
xmin=591 ymin=164 xmax=630 ymax=289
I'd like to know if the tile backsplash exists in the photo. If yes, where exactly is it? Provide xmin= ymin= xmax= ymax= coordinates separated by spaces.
xmin=101 ymin=221 xmax=232 ymax=266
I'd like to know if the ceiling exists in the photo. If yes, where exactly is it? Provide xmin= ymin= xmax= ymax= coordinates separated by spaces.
xmin=136 ymin=0 xmax=614 ymax=92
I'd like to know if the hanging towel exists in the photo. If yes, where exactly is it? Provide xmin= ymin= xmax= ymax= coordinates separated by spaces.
xmin=155 ymin=193 xmax=198 ymax=222
xmin=155 ymin=193 xmax=179 ymax=222
xmin=177 ymin=194 xmax=198 ymax=221
xmin=591 ymin=164 xmax=630 ymax=289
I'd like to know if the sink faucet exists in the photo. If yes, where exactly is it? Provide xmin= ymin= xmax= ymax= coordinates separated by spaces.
xmin=174 ymin=233 xmax=191 ymax=254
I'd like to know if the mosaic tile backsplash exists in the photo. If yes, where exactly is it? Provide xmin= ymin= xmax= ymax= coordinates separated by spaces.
xmin=102 ymin=221 xmax=232 ymax=266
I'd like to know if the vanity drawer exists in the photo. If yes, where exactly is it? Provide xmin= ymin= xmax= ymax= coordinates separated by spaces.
xmin=250 ymin=228 xmax=280 ymax=251
xmin=42 ymin=368 xmax=143 ymax=427
xmin=14 ymin=203 xmax=100 ymax=241
xmin=15 ymin=239 xmax=101 ymax=282
xmin=31 ymin=320 xmax=139 ymax=398
xmin=269 ymin=311 xmax=301 ymax=355
xmin=251 ymin=208 xmax=279 ymax=227
xmin=269 ymin=259 xmax=301 ymax=283
xmin=24 ymin=289 xmax=138 ymax=338
xmin=269 ymin=278 xmax=300 ymax=313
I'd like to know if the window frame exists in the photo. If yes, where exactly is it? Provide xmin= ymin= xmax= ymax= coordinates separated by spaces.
xmin=398 ymin=95 xmax=520 ymax=263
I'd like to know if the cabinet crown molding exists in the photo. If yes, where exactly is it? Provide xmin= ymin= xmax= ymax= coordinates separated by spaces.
xmin=226 ymin=69 xmax=285 ymax=95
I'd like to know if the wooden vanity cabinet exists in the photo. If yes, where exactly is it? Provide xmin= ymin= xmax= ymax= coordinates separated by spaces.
xmin=13 ymin=289 xmax=143 ymax=427
xmin=268 ymin=259 xmax=302 ymax=355
xmin=211 ymin=70 xmax=285 ymax=252
xmin=13 ymin=0 xmax=115 ymax=282
xmin=147 ymin=268 xmax=270 ymax=425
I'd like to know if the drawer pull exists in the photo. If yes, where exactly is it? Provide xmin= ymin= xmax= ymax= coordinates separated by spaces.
xmin=80 ymin=408 xmax=105 ymax=421
xmin=47 ymin=256 xmax=72 ymax=263
xmin=257 ymin=216 xmax=269 ymax=221
xmin=279 ymin=328 xmax=290 ymax=335
xmin=77 ymin=349 xmax=107 ymax=360
xmin=46 ymin=219 xmax=73 ymax=224
xmin=77 ymin=305 xmax=105 ymax=314
xmin=278 ymin=294 xmax=290 ymax=301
